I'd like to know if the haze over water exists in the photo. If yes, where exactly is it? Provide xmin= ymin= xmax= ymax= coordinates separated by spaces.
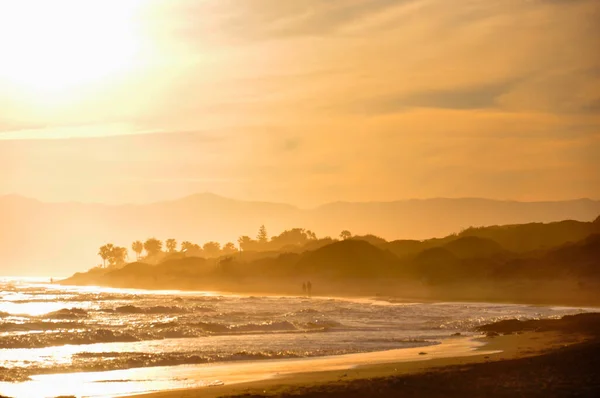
xmin=0 ymin=277 xmax=593 ymax=397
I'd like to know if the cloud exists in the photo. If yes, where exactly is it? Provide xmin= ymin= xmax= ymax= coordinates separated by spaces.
xmin=1 ymin=0 xmax=599 ymax=204
xmin=348 ymin=79 xmax=523 ymax=113
xmin=167 ymin=0 xmax=412 ymax=43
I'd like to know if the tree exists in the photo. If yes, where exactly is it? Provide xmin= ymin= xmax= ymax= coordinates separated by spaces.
xmin=237 ymin=235 xmax=255 ymax=252
xmin=181 ymin=241 xmax=195 ymax=252
xmin=131 ymin=241 xmax=143 ymax=260
xmin=98 ymin=244 xmax=114 ymax=268
xmin=144 ymin=238 xmax=163 ymax=257
xmin=166 ymin=238 xmax=177 ymax=253
xmin=203 ymin=241 xmax=221 ymax=258
xmin=109 ymin=246 xmax=128 ymax=267
xmin=181 ymin=241 xmax=203 ymax=257
xmin=257 ymin=225 xmax=268 ymax=244
xmin=340 ymin=230 xmax=352 ymax=240
xmin=222 ymin=242 xmax=238 ymax=255
xmin=270 ymin=228 xmax=309 ymax=250
xmin=306 ymin=230 xmax=317 ymax=240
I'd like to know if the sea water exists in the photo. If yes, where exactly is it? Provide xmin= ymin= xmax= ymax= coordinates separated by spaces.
xmin=0 ymin=277 xmax=592 ymax=397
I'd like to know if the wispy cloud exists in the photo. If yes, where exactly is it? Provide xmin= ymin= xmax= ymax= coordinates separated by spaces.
xmin=1 ymin=0 xmax=599 ymax=203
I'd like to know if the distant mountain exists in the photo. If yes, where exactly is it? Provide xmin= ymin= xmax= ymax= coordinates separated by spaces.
xmin=1 ymin=193 xmax=599 ymax=276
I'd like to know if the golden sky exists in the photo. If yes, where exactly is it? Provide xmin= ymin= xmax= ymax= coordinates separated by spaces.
xmin=1 ymin=0 xmax=599 ymax=206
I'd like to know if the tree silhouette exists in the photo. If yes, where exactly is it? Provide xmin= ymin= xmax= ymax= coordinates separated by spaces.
xmin=257 ymin=225 xmax=268 ymax=244
xmin=166 ymin=239 xmax=177 ymax=253
xmin=131 ymin=241 xmax=143 ymax=260
xmin=109 ymin=246 xmax=128 ymax=267
xmin=181 ymin=241 xmax=202 ymax=256
xmin=98 ymin=244 xmax=114 ymax=268
xmin=270 ymin=228 xmax=310 ymax=249
xmin=144 ymin=238 xmax=163 ymax=257
xmin=237 ymin=235 xmax=255 ymax=251
xmin=181 ymin=241 xmax=194 ymax=252
xmin=306 ymin=230 xmax=317 ymax=240
xmin=340 ymin=230 xmax=352 ymax=240
xmin=203 ymin=241 xmax=221 ymax=258
xmin=222 ymin=242 xmax=238 ymax=255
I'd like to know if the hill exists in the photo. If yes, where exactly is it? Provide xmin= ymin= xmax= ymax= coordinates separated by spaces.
xmin=61 ymin=217 xmax=600 ymax=305
xmin=2 ymin=194 xmax=600 ymax=275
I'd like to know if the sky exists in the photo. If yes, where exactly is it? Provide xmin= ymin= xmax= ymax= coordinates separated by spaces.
xmin=0 ymin=0 xmax=599 ymax=207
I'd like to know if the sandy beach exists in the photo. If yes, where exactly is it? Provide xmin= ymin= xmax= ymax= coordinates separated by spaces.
xmin=134 ymin=316 xmax=600 ymax=398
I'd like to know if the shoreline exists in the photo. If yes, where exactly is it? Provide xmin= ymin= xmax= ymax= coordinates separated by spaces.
xmin=1 ymin=314 xmax=598 ymax=398
xmin=0 ymin=336 xmax=495 ymax=398
xmin=56 ymin=277 xmax=600 ymax=308
xmin=133 ymin=330 xmax=588 ymax=398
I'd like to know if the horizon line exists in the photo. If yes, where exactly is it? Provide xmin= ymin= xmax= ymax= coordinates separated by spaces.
xmin=1 ymin=192 xmax=598 ymax=209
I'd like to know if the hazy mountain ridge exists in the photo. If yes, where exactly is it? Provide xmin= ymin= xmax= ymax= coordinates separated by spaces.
xmin=1 ymin=193 xmax=599 ymax=275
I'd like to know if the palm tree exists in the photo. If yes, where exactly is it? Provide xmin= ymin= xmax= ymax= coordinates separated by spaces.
xmin=181 ymin=241 xmax=202 ymax=256
xmin=202 ymin=241 xmax=221 ymax=258
xmin=144 ymin=238 xmax=163 ymax=257
xmin=166 ymin=238 xmax=177 ymax=253
xmin=109 ymin=246 xmax=128 ymax=267
xmin=131 ymin=241 xmax=143 ymax=260
xmin=98 ymin=244 xmax=114 ymax=268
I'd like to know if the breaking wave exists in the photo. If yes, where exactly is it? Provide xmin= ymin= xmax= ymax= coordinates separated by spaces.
xmin=0 ymin=329 xmax=140 ymax=349
xmin=43 ymin=308 xmax=89 ymax=319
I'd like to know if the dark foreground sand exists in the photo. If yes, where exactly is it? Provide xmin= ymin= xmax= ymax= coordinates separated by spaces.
xmin=135 ymin=313 xmax=600 ymax=398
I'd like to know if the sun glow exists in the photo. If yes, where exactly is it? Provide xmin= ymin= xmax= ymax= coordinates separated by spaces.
xmin=0 ymin=0 xmax=146 ymax=101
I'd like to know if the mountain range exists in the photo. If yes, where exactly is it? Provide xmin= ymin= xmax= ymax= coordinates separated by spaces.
xmin=1 ymin=193 xmax=599 ymax=276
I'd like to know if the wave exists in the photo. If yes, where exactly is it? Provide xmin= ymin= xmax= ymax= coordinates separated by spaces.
xmin=0 ymin=317 xmax=343 ymax=349
xmin=109 ymin=305 xmax=189 ymax=314
xmin=188 ymin=319 xmax=343 ymax=335
xmin=0 ymin=311 xmax=9 ymax=318
xmin=192 ymin=306 xmax=216 ymax=313
xmin=189 ymin=320 xmax=298 ymax=334
xmin=102 ymin=304 xmax=215 ymax=315
xmin=305 ymin=319 xmax=343 ymax=329
xmin=0 ymin=321 xmax=83 ymax=333
xmin=283 ymin=308 xmax=321 ymax=317
xmin=0 ymin=329 xmax=140 ymax=349
xmin=43 ymin=308 xmax=89 ymax=319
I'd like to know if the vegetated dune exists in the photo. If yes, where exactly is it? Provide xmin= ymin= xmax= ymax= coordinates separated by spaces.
xmin=62 ymin=217 xmax=600 ymax=305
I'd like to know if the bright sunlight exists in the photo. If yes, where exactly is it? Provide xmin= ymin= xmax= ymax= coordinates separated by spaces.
xmin=0 ymin=0 xmax=145 ymax=102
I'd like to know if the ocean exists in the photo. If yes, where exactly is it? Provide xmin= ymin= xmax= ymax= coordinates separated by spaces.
xmin=0 ymin=277 xmax=593 ymax=397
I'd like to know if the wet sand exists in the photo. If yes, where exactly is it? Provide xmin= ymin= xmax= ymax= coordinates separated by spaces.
xmin=3 ymin=315 xmax=598 ymax=398
xmin=135 ymin=328 xmax=597 ymax=398
xmin=0 ymin=336 xmax=496 ymax=398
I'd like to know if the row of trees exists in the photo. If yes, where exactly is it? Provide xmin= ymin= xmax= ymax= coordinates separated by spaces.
xmin=97 ymin=244 xmax=128 ymax=268
xmin=97 ymin=226 xmax=354 ymax=268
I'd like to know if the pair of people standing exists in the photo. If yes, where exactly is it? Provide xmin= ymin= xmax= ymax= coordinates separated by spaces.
xmin=302 ymin=281 xmax=313 ymax=297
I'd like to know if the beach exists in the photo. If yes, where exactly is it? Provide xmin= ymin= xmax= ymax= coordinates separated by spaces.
xmin=136 ymin=317 xmax=600 ymax=398
xmin=1 ymin=278 xmax=598 ymax=398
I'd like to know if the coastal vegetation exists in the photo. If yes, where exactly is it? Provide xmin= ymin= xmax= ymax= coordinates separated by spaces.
xmin=64 ymin=216 xmax=600 ymax=305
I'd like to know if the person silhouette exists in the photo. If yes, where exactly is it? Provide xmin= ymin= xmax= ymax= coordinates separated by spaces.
xmin=306 ymin=281 xmax=312 ymax=297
